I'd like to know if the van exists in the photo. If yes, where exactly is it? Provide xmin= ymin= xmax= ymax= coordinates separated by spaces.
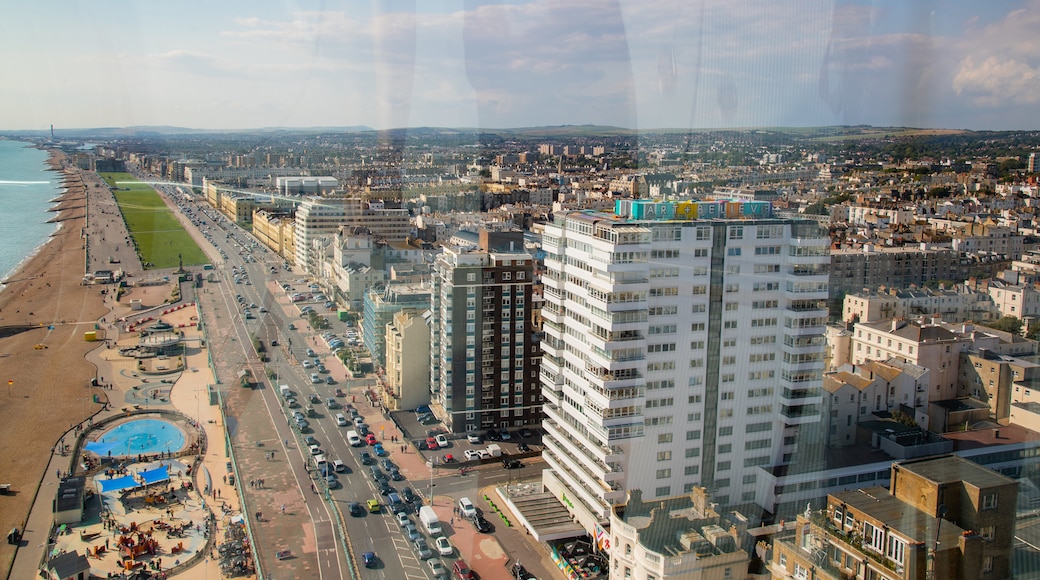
xmin=333 ymin=460 xmax=346 ymax=473
xmin=306 ymin=406 xmax=317 ymax=417
xmin=336 ymin=413 xmax=348 ymax=427
xmin=347 ymin=430 xmax=361 ymax=446
xmin=279 ymin=384 xmax=291 ymax=398
xmin=313 ymin=454 xmax=327 ymax=470
xmin=458 ymin=497 xmax=477 ymax=520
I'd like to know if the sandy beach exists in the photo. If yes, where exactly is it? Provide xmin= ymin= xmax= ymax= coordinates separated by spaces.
xmin=0 ymin=149 xmax=109 ymax=576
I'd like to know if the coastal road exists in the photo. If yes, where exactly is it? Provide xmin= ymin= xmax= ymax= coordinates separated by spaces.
xmin=145 ymin=179 xmax=349 ymax=580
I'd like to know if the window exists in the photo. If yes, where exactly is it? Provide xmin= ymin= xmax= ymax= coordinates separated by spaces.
xmin=981 ymin=525 xmax=995 ymax=541
xmin=729 ymin=226 xmax=743 ymax=239
xmin=719 ymin=426 xmax=733 ymax=436
xmin=684 ymin=465 xmax=699 ymax=475
xmin=685 ymin=448 xmax=700 ymax=458
xmin=657 ymin=451 xmax=672 ymax=461
xmin=717 ymin=461 xmax=731 ymax=471
xmin=686 ymin=430 xmax=701 ymax=440
xmin=984 ymin=556 xmax=993 ymax=573
xmin=656 ymin=468 xmax=671 ymax=479
xmin=982 ymin=493 xmax=998 ymax=510
xmin=727 ymin=247 xmax=741 ymax=256
xmin=864 ymin=521 xmax=885 ymax=552
xmin=886 ymin=536 xmax=906 ymax=564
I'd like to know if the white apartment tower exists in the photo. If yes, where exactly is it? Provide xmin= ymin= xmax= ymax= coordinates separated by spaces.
xmin=539 ymin=199 xmax=830 ymax=533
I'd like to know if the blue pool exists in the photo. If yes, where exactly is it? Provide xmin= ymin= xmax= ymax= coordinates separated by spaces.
xmin=97 ymin=419 xmax=185 ymax=456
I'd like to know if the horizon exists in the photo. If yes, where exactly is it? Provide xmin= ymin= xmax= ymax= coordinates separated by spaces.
xmin=4 ymin=1 xmax=1040 ymax=133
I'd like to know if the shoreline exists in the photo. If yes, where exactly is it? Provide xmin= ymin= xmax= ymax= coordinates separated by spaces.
xmin=0 ymin=144 xmax=66 ymax=287
xmin=0 ymin=148 xmax=109 ymax=576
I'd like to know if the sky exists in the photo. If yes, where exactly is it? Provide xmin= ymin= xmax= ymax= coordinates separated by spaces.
xmin=3 ymin=0 xmax=1040 ymax=132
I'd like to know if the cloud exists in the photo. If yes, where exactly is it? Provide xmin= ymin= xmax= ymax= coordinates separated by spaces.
xmin=948 ymin=2 xmax=1040 ymax=108
xmin=952 ymin=56 xmax=1040 ymax=106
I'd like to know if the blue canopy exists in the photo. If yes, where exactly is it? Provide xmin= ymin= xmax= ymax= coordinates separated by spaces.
xmin=139 ymin=465 xmax=169 ymax=485
xmin=99 ymin=476 xmax=138 ymax=493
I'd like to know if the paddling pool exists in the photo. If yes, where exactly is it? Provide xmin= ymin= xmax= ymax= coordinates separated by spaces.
xmin=97 ymin=419 xmax=186 ymax=455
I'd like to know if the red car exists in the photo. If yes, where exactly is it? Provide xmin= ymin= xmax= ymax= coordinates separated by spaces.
xmin=366 ymin=433 xmax=377 ymax=445
xmin=453 ymin=559 xmax=475 ymax=580
xmin=425 ymin=437 xmax=438 ymax=450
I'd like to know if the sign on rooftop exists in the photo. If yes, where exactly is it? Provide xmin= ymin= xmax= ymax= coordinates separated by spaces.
xmin=615 ymin=199 xmax=773 ymax=220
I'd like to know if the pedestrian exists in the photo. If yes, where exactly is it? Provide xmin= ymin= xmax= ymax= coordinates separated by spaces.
xmin=222 ymin=475 xmax=227 ymax=485
xmin=280 ymin=504 xmax=285 ymax=514
xmin=256 ymin=511 xmax=261 ymax=521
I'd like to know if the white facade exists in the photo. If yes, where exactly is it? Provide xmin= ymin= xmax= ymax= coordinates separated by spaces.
xmin=539 ymin=205 xmax=830 ymax=533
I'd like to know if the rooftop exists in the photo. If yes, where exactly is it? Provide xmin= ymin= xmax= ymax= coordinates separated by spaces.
xmin=895 ymin=454 xmax=1017 ymax=489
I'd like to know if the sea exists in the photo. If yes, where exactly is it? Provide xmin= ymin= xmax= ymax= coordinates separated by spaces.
xmin=0 ymin=140 xmax=63 ymax=284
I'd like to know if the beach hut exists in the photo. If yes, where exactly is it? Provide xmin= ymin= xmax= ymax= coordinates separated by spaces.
xmin=44 ymin=550 xmax=90 ymax=580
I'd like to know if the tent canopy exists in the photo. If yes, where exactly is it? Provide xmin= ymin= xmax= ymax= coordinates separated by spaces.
xmin=99 ymin=476 xmax=137 ymax=493
xmin=139 ymin=465 xmax=169 ymax=486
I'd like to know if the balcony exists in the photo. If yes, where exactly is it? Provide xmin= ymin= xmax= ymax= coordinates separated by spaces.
xmin=781 ymin=404 xmax=820 ymax=425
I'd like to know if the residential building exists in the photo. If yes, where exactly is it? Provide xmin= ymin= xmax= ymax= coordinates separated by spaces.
xmin=384 ymin=308 xmax=431 ymax=411
xmin=539 ymin=199 xmax=830 ymax=535
xmin=293 ymin=196 xmax=413 ymax=274
xmin=822 ymin=359 xmax=931 ymax=447
xmin=362 ymin=282 xmax=430 ymax=368
xmin=609 ymin=488 xmax=749 ymax=580
xmin=770 ymin=455 xmax=1017 ymax=580
xmin=430 ymin=229 xmax=542 ymax=433
xmin=842 ymin=286 xmax=998 ymax=324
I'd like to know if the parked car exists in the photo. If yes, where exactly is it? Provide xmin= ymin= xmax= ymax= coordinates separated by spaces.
xmin=436 ymin=434 xmax=449 ymax=448
xmin=429 ymin=559 xmax=449 ymax=580
xmin=467 ymin=433 xmax=481 ymax=444
xmin=413 ymin=539 xmax=434 ymax=560
xmin=435 ymin=536 xmax=454 ymax=557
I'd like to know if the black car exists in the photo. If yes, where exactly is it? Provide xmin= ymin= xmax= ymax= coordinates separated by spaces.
xmin=378 ymin=482 xmax=395 ymax=496
xmin=486 ymin=429 xmax=502 ymax=442
xmin=401 ymin=487 xmax=417 ymax=503
xmin=503 ymin=458 xmax=523 ymax=469
xmin=519 ymin=428 xmax=534 ymax=439
xmin=517 ymin=442 xmax=531 ymax=452
xmin=348 ymin=502 xmax=365 ymax=517
xmin=473 ymin=516 xmax=493 ymax=533
xmin=359 ymin=452 xmax=374 ymax=465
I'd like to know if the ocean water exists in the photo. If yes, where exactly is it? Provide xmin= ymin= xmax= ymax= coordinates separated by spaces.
xmin=0 ymin=140 xmax=62 ymax=283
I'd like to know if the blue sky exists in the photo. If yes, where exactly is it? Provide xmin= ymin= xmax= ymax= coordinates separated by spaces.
xmin=3 ymin=0 xmax=1039 ymax=131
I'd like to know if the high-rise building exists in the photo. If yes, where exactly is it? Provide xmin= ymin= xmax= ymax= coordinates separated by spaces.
xmin=431 ymin=230 xmax=543 ymax=434
xmin=294 ymin=196 xmax=412 ymax=274
xmin=539 ymin=199 xmax=830 ymax=533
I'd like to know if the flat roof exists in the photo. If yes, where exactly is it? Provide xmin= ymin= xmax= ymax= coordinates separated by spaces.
xmin=833 ymin=486 xmax=966 ymax=546
xmin=896 ymin=454 xmax=1017 ymax=489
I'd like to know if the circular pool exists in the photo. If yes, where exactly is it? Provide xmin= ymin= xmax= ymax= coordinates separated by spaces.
xmin=97 ymin=419 xmax=186 ymax=456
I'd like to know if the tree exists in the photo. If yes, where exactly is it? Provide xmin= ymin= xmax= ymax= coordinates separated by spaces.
xmin=984 ymin=315 xmax=1023 ymax=335
xmin=1027 ymin=323 xmax=1040 ymax=341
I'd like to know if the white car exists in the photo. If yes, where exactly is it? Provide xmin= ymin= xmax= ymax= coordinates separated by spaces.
xmin=395 ymin=512 xmax=410 ymax=527
xmin=458 ymin=497 xmax=477 ymax=520
xmin=464 ymin=449 xmax=482 ymax=461
xmin=436 ymin=434 xmax=449 ymax=448
xmin=309 ymin=444 xmax=322 ymax=455
xmin=467 ymin=433 xmax=481 ymax=444
xmin=435 ymin=536 xmax=453 ymax=556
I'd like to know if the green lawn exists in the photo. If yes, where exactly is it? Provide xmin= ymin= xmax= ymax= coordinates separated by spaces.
xmin=99 ymin=172 xmax=209 ymax=269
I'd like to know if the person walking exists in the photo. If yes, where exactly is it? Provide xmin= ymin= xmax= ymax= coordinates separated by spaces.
xmin=280 ymin=504 xmax=285 ymax=514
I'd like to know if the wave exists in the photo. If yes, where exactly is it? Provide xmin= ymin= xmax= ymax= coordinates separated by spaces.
xmin=0 ymin=180 xmax=52 ymax=185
